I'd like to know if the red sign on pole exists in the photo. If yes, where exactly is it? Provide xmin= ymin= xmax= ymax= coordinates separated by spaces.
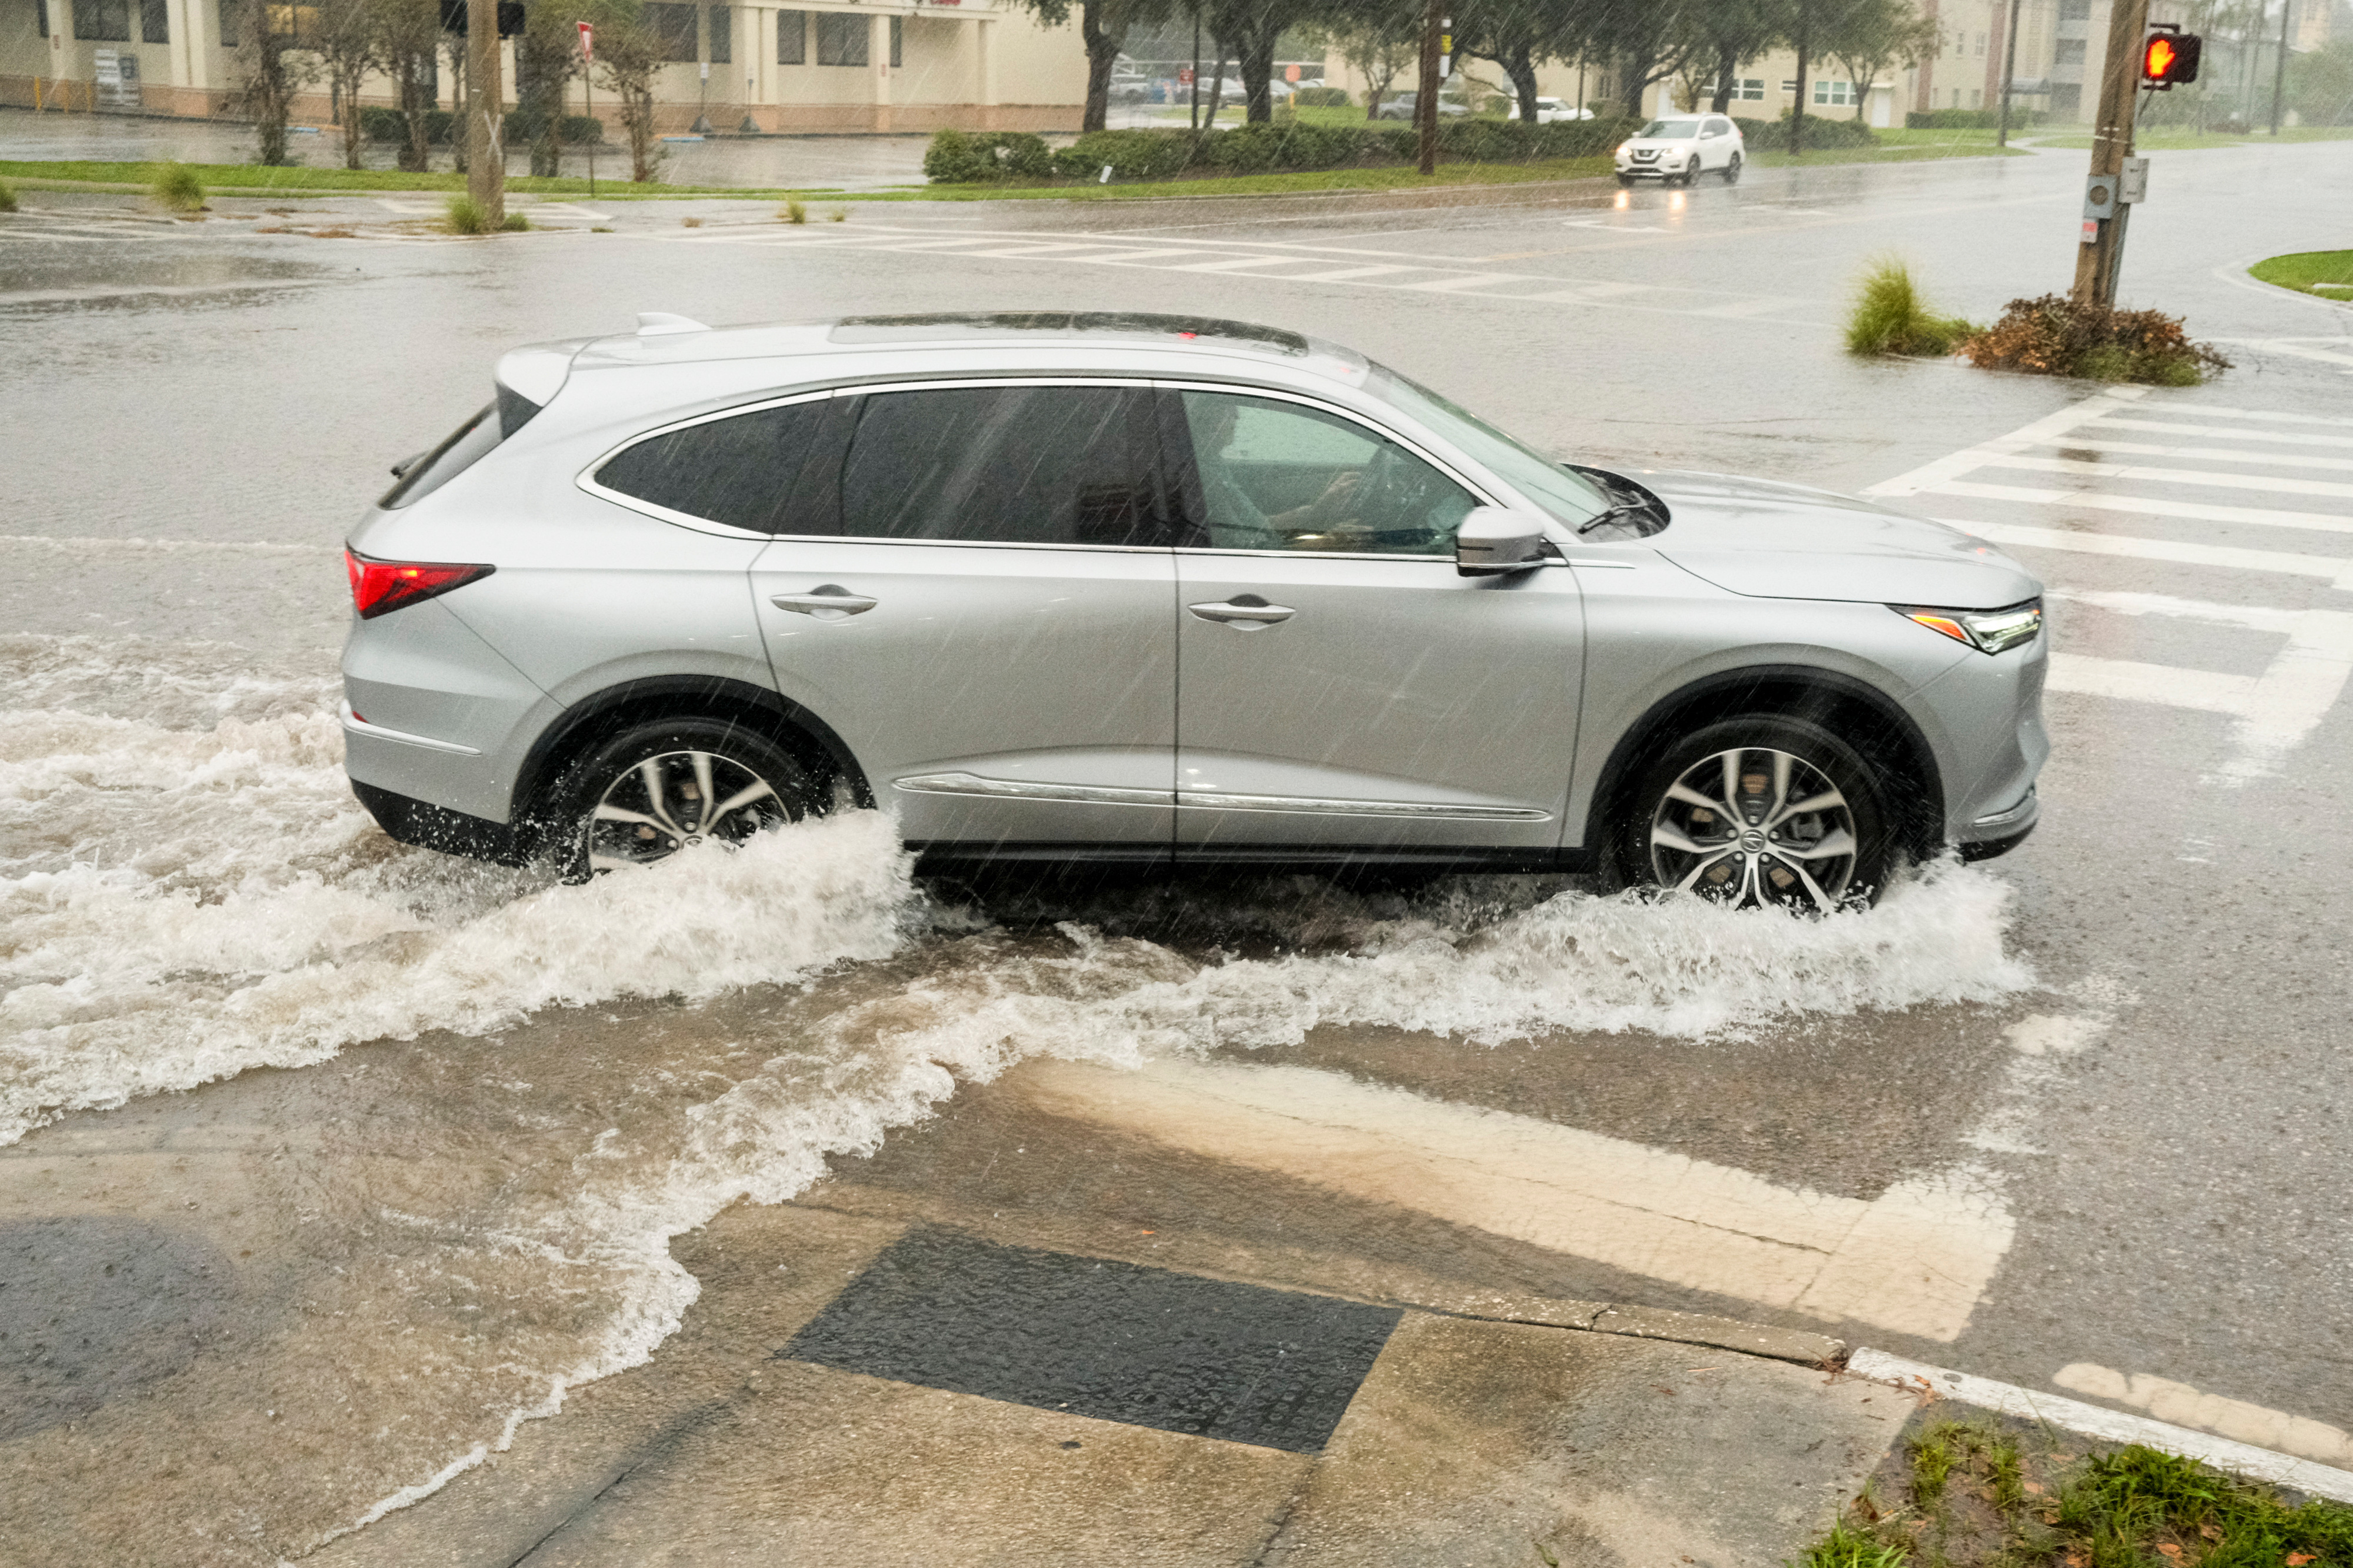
xmin=577 ymin=19 xmax=592 ymax=58
xmin=1178 ymin=66 xmax=1194 ymax=85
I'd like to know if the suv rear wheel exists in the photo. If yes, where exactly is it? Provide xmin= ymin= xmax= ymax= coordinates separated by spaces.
xmin=552 ymin=718 xmax=823 ymax=878
xmin=1617 ymin=715 xmax=1891 ymax=910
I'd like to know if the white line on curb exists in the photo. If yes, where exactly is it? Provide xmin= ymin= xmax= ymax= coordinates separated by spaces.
xmin=1847 ymin=1349 xmax=2353 ymax=1506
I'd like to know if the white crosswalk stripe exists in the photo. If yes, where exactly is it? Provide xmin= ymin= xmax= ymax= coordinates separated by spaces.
xmin=625 ymin=220 xmax=1815 ymax=321
xmin=1870 ymin=389 xmax=2353 ymax=784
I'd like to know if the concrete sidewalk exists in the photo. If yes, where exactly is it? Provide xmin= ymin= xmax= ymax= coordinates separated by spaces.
xmin=316 ymin=1199 xmax=1894 ymax=1568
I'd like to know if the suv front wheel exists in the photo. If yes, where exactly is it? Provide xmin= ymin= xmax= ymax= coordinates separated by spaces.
xmin=1617 ymin=715 xmax=1891 ymax=910
xmin=552 ymin=718 xmax=823 ymax=878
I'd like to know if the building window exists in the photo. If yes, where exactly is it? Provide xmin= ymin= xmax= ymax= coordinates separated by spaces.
xmin=1781 ymin=79 xmax=1797 ymax=93
xmin=72 ymin=0 xmax=131 ymax=41
xmin=1812 ymin=78 xmax=1855 ymax=106
xmin=1974 ymin=31 xmax=1987 ymax=55
xmin=139 ymin=0 xmax=168 ymax=42
xmin=777 ymin=8 xmax=805 ymax=64
xmin=815 ymin=9 xmax=866 ymax=66
xmin=708 ymin=3 xmax=729 ymax=62
xmin=219 ymin=0 xmax=235 ymax=45
xmin=1734 ymin=78 xmax=1764 ymax=100
xmin=645 ymin=2 xmax=698 ymax=62
xmin=36 ymin=0 xmax=51 ymax=35
xmin=1968 ymin=87 xmax=1981 ymax=107
xmin=890 ymin=12 xmax=901 ymax=66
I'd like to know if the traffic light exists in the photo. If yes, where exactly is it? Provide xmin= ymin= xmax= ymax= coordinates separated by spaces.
xmin=2141 ymin=27 xmax=2202 ymax=89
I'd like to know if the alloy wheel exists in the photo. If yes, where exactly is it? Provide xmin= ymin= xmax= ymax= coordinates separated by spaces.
xmin=1647 ymin=746 xmax=1859 ymax=910
xmin=585 ymin=749 xmax=788 ymax=871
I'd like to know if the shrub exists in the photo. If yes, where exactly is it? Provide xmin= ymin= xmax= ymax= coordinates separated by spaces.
xmin=362 ymin=105 xmax=458 ymax=145
xmin=444 ymin=194 xmax=491 ymax=234
xmin=1906 ymin=106 xmax=2044 ymax=129
xmin=1961 ymin=293 xmax=2231 ymax=385
xmin=1292 ymin=85 xmax=1350 ymax=107
xmin=1052 ymin=126 xmax=1200 ymax=180
xmin=152 ymin=162 xmax=206 ymax=212
xmin=922 ymin=128 xmax=1054 ymax=183
xmin=500 ymin=211 xmax=529 ymax=231
xmin=1846 ymin=257 xmax=1977 ymax=357
xmin=506 ymin=109 xmax=608 ymax=146
xmin=781 ymin=198 xmax=808 ymax=223
xmin=1734 ymin=113 xmax=1878 ymax=149
xmin=0 ymin=180 xmax=16 ymax=213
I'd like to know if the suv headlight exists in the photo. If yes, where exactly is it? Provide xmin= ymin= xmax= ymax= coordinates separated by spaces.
xmin=1893 ymin=599 xmax=2043 ymax=655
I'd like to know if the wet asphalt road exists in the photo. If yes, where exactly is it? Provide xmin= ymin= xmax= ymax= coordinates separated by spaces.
xmin=4 ymin=137 xmax=2352 ymax=1559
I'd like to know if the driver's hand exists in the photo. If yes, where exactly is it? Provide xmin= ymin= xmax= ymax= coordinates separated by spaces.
xmin=1306 ymin=470 xmax=1363 ymax=521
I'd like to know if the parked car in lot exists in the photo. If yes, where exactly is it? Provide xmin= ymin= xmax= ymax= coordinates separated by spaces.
xmin=1616 ymin=112 xmax=1745 ymax=184
xmin=344 ymin=313 xmax=2045 ymax=908
xmin=1508 ymin=96 xmax=1590 ymax=122
xmin=1373 ymin=90 xmax=1471 ymax=121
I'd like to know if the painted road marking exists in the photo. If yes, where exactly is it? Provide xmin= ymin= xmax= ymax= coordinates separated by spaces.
xmin=1952 ymin=519 xmax=2353 ymax=589
xmin=1984 ymin=452 xmax=2353 ymax=501
xmin=2044 ymin=588 xmax=2353 ymax=782
xmin=1851 ymin=1351 xmax=2353 ymax=1503
xmin=2036 ymin=434 xmax=2353 ymax=473
xmin=2088 ymin=416 xmax=2353 ymax=448
xmin=1932 ymin=480 xmax=2353 ymax=538
xmin=2052 ymin=1363 xmax=2353 ymax=1467
xmin=1015 ymin=1056 xmax=2012 ymax=1343
xmin=1861 ymin=388 xmax=2152 ymax=499
xmin=631 ymin=222 xmax=1809 ymax=321
xmin=2209 ymin=336 xmax=2353 ymax=373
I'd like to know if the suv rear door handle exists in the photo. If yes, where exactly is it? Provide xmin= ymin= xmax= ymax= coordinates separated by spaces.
xmin=772 ymin=587 xmax=878 ymax=616
xmin=1189 ymin=598 xmax=1295 ymax=626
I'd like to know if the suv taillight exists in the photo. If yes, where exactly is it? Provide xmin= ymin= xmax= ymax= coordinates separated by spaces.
xmin=346 ymin=549 xmax=494 ymax=619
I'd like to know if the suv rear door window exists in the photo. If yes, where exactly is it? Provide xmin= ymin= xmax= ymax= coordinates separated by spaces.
xmin=593 ymin=395 xmax=847 ymax=535
xmin=837 ymin=385 xmax=1165 ymax=547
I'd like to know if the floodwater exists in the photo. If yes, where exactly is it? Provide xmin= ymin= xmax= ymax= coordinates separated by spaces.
xmin=0 ymin=627 xmax=2036 ymax=1561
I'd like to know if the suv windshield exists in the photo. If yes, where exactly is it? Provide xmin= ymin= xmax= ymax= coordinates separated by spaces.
xmin=1640 ymin=118 xmax=1704 ymax=139
xmin=1365 ymin=367 xmax=1612 ymax=528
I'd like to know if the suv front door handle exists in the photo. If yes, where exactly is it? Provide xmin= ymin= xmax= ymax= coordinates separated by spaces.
xmin=1188 ymin=598 xmax=1295 ymax=627
xmin=772 ymin=586 xmax=878 ymax=618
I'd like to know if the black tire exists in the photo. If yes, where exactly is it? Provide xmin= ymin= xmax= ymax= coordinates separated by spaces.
xmin=1681 ymin=158 xmax=1703 ymax=186
xmin=1615 ymin=172 xmax=1634 ymax=186
xmin=1614 ymin=715 xmax=1892 ymax=910
xmin=546 ymin=717 xmax=825 ymax=879
xmin=1723 ymin=151 xmax=1742 ymax=184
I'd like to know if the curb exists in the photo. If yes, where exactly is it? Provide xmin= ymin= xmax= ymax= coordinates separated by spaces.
xmin=1850 ymin=1349 xmax=2353 ymax=1506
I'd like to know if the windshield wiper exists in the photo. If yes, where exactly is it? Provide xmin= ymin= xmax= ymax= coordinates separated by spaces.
xmin=1577 ymin=502 xmax=1655 ymax=536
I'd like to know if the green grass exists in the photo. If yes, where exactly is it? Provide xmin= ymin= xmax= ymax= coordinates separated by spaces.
xmin=2035 ymin=125 xmax=2353 ymax=149
xmin=0 ymin=178 xmax=16 ymax=213
xmin=152 ymin=161 xmax=206 ymax=212
xmin=1788 ymin=1419 xmax=2353 ymax=1567
xmin=0 ymin=158 xmax=851 ymax=201
xmin=1846 ymin=256 xmax=1978 ymax=356
xmin=2251 ymin=248 xmax=2353 ymax=301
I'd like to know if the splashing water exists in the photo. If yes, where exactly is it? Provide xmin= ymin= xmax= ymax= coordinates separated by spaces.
xmin=0 ymin=633 xmax=2034 ymax=1560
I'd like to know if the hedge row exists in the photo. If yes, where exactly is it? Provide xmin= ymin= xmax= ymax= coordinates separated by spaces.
xmin=925 ymin=116 xmax=1645 ymax=184
xmin=1906 ymin=106 xmax=2047 ymax=129
xmin=1730 ymin=112 xmax=1879 ymax=148
xmin=356 ymin=106 xmax=605 ymax=145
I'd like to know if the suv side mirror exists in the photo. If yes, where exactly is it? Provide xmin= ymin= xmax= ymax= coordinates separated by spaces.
xmin=1456 ymin=508 xmax=1562 ymax=576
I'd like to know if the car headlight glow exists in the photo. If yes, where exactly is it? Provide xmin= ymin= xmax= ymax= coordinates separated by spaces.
xmin=1893 ymin=599 xmax=2043 ymax=655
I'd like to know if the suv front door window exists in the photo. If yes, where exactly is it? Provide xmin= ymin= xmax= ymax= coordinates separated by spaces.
xmin=1166 ymin=386 xmax=1585 ymax=856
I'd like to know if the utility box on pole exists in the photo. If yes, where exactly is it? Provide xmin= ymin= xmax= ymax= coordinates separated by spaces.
xmin=2071 ymin=0 xmax=2151 ymax=308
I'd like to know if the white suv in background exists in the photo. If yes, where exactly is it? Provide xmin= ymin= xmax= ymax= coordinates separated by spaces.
xmin=1616 ymin=114 xmax=1745 ymax=185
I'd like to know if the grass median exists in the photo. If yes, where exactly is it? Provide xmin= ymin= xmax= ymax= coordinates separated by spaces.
xmin=2250 ymin=249 xmax=2353 ymax=302
xmin=2 ymin=127 xmax=2027 ymax=209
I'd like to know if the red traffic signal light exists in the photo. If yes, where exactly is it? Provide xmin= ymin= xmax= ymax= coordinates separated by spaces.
xmin=2141 ymin=29 xmax=2202 ymax=88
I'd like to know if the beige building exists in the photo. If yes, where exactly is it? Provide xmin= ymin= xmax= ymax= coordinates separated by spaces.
xmin=0 ymin=0 xmax=1091 ymax=131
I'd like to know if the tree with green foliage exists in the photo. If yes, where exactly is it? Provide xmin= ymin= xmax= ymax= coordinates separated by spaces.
xmin=228 ymin=0 xmax=315 ymax=166
xmin=516 ymin=0 xmax=595 ymax=176
xmin=591 ymin=0 xmax=668 ymax=181
xmin=1009 ymin=0 xmax=1183 ymax=132
xmin=374 ymin=0 xmax=444 ymax=173
xmin=1587 ymin=0 xmax=1708 ymax=119
xmin=1828 ymin=0 xmax=1938 ymax=124
xmin=315 ymin=0 xmax=379 ymax=169
xmin=1687 ymin=0 xmax=1784 ymax=111
xmin=2288 ymin=36 xmax=2353 ymax=125
xmin=1299 ymin=4 xmax=1418 ymax=119
xmin=1454 ymin=0 xmax=1586 ymax=127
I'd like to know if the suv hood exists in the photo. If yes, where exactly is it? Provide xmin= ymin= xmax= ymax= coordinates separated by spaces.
xmin=1636 ymin=469 xmax=2039 ymax=609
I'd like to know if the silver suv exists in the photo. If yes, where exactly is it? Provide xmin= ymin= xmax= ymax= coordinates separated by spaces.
xmin=343 ymin=313 xmax=2046 ymax=909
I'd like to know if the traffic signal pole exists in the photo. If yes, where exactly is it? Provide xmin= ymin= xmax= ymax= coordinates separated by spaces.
xmin=468 ymin=0 xmax=506 ymax=225
xmin=2072 ymin=0 xmax=2150 ymax=308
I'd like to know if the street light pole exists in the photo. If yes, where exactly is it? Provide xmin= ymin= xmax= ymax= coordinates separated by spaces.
xmin=1997 ymin=0 xmax=2023 ymax=146
xmin=466 ymin=0 xmax=504 ymax=225
xmin=2071 ymin=0 xmax=2150 ymax=308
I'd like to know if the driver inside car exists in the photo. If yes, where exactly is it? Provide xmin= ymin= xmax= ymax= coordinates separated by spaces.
xmin=1189 ymin=395 xmax=1373 ymax=551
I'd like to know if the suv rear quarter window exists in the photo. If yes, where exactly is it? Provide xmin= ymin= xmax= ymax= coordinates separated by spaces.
xmin=592 ymin=395 xmax=848 ymax=534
